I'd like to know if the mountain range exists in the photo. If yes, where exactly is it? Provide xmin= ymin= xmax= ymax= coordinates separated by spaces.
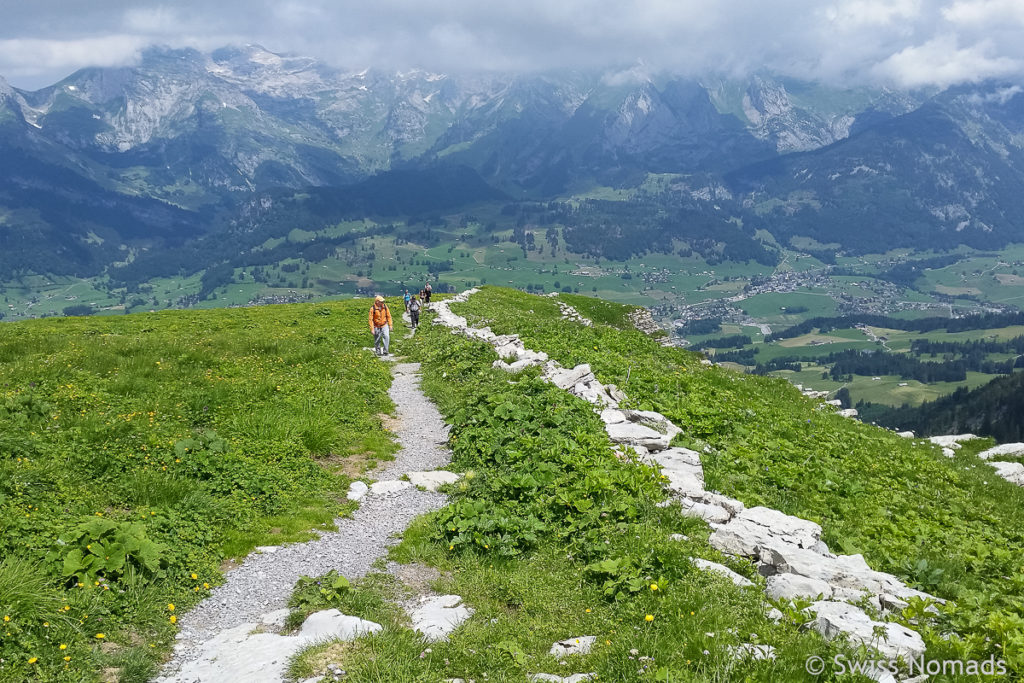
xmin=3 ymin=44 xmax=1024 ymax=280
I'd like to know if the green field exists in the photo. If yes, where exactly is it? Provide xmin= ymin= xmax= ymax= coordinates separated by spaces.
xmin=0 ymin=298 xmax=403 ymax=680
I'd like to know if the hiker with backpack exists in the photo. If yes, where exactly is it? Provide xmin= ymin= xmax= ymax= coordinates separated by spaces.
xmin=368 ymin=295 xmax=393 ymax=356
xmin=423 ymin=282 xmax=432 ymax=304
xmin=403 ymin=289 xmax=411 ymax=312
xmin=408 ymin=295 xmax=421 ymax=329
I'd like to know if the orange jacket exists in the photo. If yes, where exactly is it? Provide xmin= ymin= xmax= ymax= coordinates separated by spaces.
xmin=369 ymin=302 xmax=392 ymax=331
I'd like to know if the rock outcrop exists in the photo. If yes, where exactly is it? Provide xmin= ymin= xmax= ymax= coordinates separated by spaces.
xmin=428 ymin=291 xmax=941 ymax=665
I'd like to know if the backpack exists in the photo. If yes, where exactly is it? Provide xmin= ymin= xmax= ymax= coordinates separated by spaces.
xmin=410 ymin=299 xmax=421 ymax=312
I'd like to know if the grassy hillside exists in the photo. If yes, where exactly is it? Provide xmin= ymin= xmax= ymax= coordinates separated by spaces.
xmin=286 ymin=303 xmax=853 ymax=682
xmin=450 ymin=287 xmax=1024 ymax=673
xmin=0 ymin=298 xmax=401 ymax=681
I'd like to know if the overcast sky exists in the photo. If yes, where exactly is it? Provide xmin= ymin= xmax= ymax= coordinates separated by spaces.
xmin=2 ymin=0 xmax=1023 ymax=90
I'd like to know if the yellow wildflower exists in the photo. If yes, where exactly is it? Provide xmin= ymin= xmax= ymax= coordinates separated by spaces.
xmin=167 ymin=603 xmax=175 ymax=612
xmin=95 ymin=633 xmax=105 ymax=639
xmin=28 ymin=657 xmax=38 ymax=664
xmin=645 ymin=614 xmax=654 ymax=622
xmin=650 ymin=583 xmax=658 ymax=591
xmin=60 ymin=644 xmax=67 ymax=650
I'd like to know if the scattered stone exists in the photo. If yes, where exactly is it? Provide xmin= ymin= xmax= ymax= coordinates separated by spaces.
xmin=406 ymin=470 xmax=462 ymax=492
xmin=549 ymin=636 xmax=596 ymax=656
xmin=690 ymin=558 xmax=754 ymax=587
xmin=896 ymin=431 xmax=915 ymax=438
xmin=978 ymin=443 xmax=1024 ymax=460
xmin=927 ymin=434 xmax=979 ymax=449
xmin=669 ymin=534 xmax=690 ymax=542
xmin=407 ymin=595 xmax=474 ymax=642
xmin=369 ymin=480 xmax=413 ymax=495
xmin=806 ymin=601 xmax=925 ymax=660
xmin=299 ymin=609 xmax=383 ymax=640
xmin=838 ymin=408 xmax=859 ymax=418
xmin=941 ymin=447 xmax=956 ymax=458
xmin=529 ymin=675 xmax=596 ymax=683
xmin=254 ymin=546 xmax=279 ymax=554
xmin=726 ymin=644 xmax=776 ymax=661
xmin=346 ymin=481 xmax=369 ymax=501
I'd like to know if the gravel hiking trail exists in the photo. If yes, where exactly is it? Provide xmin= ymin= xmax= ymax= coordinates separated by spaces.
xmin=158 ymin=360 xmax=451 ymax=680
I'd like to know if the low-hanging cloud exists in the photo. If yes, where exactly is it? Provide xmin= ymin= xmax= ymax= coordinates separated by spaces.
xmin=2 ymin=0 xmax=1024 ymax=90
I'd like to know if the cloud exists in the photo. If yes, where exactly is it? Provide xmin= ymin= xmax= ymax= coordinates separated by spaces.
xmin=872 ymin=35 xmax=1023 ymax=87
xmin=1 ymin=1 xmax=1024 ymax=90
xmin=0 ymin=36 xmax=147 ymax=82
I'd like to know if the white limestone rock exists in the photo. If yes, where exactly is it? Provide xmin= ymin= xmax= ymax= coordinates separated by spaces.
xmin=158 ymin=611 xmax=381 ymax=683
xmin=549 ymin=364 xmax=596 ymax=391
xmin=766 ymin=573 xmax=833 ymax=601
xmin=407 ymin=595 xmax=474 ymax=642
xmin=406 ymin=470 xmax=462 ymax=491
xmin=928 ymin=434 xmax=979 ymax=448
xmin=606 ymin=421 xmax=671 ymax=451
xmin=978 ymin=443 xmax=1024 ymax=460
xmin=838 ymin=408 xmax=859 ymax=418
xmin=529 ymin=675 xmax=596 ymax=683
xmin=600 ymin=408 xmax=628 ymax=425
xmin=680 ymin=501 xmax=731 ymax=524
xmin=347 ymin=481 xmax=369 ymax=501
xmin=299 ymin=609 xmax=384 ymax=640
xmin=642 ymin=447 xmax=705 ymax=497
xmin=806 ymin=601 xmax=925 ymax=660
xmin=690 ymin=558 xmax=754 ymax=587
xmin=549 ymin=636 xmax=596 ymax=656
xmin=990 ymin=461 xmax=1024 ymax=486
xmin=369 ymin=480 xmax=413 ymax=495
xmin=896 ymin=431 xmax=915 ymax=438
xmin=941 ymin=447 xmax=956 ymax=458
xmin=260 ymin=608 xmax=291 ymax=629
xmin=709 ymin=506 xmax=822 ymax=558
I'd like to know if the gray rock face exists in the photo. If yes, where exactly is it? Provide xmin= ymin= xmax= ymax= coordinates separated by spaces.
xmin=407 ymin=594 xmax=474 ymax=642
xmin=549 ymin=636 xmax=596 ymax=656
xmin=807 ymin=601 xmax=925 ymax=660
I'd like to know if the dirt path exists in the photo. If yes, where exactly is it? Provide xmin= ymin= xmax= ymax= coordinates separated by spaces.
xmin=157 ymin=361 xmax=453 ymax=682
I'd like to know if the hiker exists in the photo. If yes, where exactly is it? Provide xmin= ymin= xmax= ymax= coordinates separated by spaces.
xmin=408 ymin=295 xmax=421 ymax=329
xmin=423 ymin=282 xmax=432 ymax=304
xmin=403 ymin=289 xmax=411 ymax=312
xmin=368 ymin=295 xmax=393 ymax=356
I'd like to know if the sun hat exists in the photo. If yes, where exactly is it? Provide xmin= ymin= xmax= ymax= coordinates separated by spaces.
xmin=375 ymin=295 xmax=384 ymax=302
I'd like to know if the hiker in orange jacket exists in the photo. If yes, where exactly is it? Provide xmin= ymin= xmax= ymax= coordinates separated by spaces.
xmin=369 ymin=295 xmax=393 ymax=356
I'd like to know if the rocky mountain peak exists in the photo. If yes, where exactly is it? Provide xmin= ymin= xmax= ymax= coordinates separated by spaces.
xmin=742 ymin=77 xmax=792 ymax=125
